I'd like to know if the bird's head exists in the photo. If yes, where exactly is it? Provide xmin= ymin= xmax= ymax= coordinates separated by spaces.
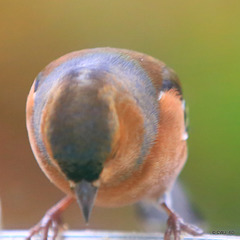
xmin=42 ymin=68 xmax=119 ymax=222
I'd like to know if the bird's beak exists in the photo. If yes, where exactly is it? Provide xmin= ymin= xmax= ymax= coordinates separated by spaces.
xmin=75 ymin=180 xmax=98 ymax=223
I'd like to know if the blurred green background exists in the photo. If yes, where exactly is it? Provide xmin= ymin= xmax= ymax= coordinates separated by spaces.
xmin=0 ymin=0 xmax=240 ymax=235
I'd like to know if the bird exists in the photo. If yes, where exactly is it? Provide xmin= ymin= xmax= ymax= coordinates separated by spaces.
xmin=26 ymin=47 xmax=203 ymax=240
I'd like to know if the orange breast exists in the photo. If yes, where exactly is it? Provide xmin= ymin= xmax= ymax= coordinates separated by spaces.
xmin=27 ymin=82 xmax=186 ymax=207
xmin=95 ymin=90 xmax=187 ymax=207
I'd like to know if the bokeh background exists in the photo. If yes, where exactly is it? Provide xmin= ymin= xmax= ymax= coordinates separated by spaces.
xmin=1 ymin=0 xmax=240 ymax=235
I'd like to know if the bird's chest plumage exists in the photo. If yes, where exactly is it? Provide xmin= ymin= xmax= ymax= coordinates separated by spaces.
xmin=95 ymin=90 xmax=187 ymax=207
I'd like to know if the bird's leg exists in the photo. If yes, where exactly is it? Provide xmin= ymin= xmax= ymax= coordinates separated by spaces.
xmin=26 ymin=195 xmax=75 ymax=240
xmin=161 ymin=202 xmax=203 ymax=240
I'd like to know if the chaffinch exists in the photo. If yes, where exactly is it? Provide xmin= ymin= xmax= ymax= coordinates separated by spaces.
xmin=26 ymin=47 xmax=203 ymax=240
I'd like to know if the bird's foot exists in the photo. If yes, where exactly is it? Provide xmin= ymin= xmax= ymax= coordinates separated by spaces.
xmin=26 ymin=196 xmax=74 ymax=240
xmin=164 ymin=212 xmax=203 ymax=240
xmin=26 ymin=207 xmax=64 ymax=240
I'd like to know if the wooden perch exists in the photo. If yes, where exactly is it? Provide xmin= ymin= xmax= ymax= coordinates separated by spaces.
xmin=0 ymin=230 xmax=239 ymax=240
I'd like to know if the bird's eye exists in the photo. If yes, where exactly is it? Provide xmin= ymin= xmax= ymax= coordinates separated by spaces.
xmin=161 ymin=66 xmax=182 ymax=98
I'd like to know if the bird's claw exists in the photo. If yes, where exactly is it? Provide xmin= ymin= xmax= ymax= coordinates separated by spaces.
xmin=26 ymin=208 xmax=64 ymax=240
xmin=164 ymin=213 xmax=203 ymax=240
